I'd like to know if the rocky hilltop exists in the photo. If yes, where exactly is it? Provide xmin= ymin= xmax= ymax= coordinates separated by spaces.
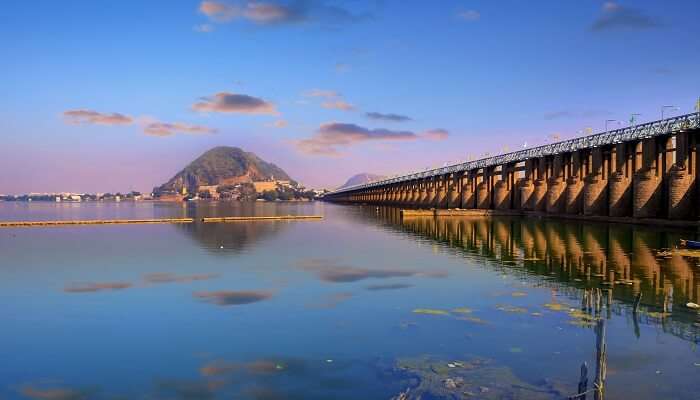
xmin=156 ymin=146 xmax=292 ymax=194
xmin=337 ymin=173 xmax=387 ymax=189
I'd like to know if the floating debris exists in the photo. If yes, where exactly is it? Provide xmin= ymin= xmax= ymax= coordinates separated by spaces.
xmin=412 ymin=308 xmax=450 ymax=316
xmin=511 ymin=291 xmax=528 ymax=297
xmin=686 ymin=302 xmax=700 ymax=310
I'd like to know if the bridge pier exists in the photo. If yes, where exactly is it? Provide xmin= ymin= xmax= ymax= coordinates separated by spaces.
xmin=476 ymin=168 xmax=491 ymax=209
xmin=436 ymin=175 xmax=448 ymax=209
xmin=565 ymin=152 xmax=583 ymax=214
xmin=583 ymin=147 xmax=608 ymax=216
xmin=668 ymin=131 xmax=696 ymax=219
xmin=633 ymin=138 xmax=663 ymax=218
xmin=447 ymin=174 xmax=461 ymax=208
xmin=520 ymin=159 xmax=535 ymax=210
xmin=462 ymin=172 xmax=476 ymax=208
xmin=424 ymin=179 xmax=435 ymax=208
xmin=494 ymin=163 xmax=514 ymax=210
xmin=609 ymin=143 xmax=633 ymax=217
xmin=547 ymin=155 xmax=565 ymax=214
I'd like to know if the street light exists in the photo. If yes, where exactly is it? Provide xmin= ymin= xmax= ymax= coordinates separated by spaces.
xmin=629 ymin=113 xmax=642 ymax=127
xmin=605 ymin=119 xmax=620 ymax=133
xmin=661 ymin=105 xmax=679 ymax=120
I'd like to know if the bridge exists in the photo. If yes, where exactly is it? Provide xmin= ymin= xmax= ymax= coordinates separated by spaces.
xmin=324 ymin=112 xmax=700 ymax=221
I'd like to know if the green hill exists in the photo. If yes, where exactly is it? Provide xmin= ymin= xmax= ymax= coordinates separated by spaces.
xmin=156 ymin=146 xmax=292 ymax=194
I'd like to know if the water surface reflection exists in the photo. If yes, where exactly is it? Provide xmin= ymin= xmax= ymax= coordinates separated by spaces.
xmin=363 ymin=206 xmax=700 ymax=344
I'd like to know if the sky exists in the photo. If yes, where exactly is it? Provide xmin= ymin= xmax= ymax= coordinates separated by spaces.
xmin=1 ymin=0 xmax=699 ymax=194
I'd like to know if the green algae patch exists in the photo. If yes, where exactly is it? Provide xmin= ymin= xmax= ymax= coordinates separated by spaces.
xmin=451 ymin=307 xmax=473 ymax=314
xmin=393 ymin=355 xmax=567 ymax=399
xmin=567 ymin=309 xmax=599 ymax=328
xmin=511 ymin=291 xmax=528 ymax=297
xmin=412 ymin=308 xmax=450 ymax=316
xmin=543 ymin=302 xmax=570 ymax=312
xmin=496 ymin=304 xmax=528 ymax=314
xmin=509 ymin=347 xmax=523 ymax=353
xmin=457 ymin=316 xmax=489 ymax=325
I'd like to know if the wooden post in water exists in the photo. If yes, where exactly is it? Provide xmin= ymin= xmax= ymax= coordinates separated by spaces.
xmin=632 ymin=292 xmax=642 ymax=314
xmin=593 ymin=319 xmax=607 ymax=400
xmin=577 ymin=362 xmax=589 ymax=399
xmin=632 ymin=291 xmax=642 ymax=338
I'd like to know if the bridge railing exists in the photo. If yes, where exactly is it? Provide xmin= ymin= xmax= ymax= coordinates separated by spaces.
xmin=329 ymin=112 xmax=700 ymax=195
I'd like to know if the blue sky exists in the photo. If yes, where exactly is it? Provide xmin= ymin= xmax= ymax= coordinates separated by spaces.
xmin=1 ymin=0 xmax=699 ymax=194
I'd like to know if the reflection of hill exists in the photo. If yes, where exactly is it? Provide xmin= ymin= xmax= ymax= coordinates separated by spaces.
xmin=176 ymin=221 xmax=286 ymax=255
xmin=354 ymin=206 xmax=700 ymax=344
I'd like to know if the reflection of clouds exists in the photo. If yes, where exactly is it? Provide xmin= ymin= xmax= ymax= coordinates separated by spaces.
xmin=144 ymin=273 xmax=220 ymax=284
xmin=244 ymin=385 xmax=292 ymax=400
xmin=200 ymin=358 xmax=302 ymax=377
xmin=306 ymin=292 xmax=353 ymax=309
xmin=155 ymin=378 xmax=226 ymax=400
xmin=20 ymin=385 xmax=91 ymax=400
xmin=64 ymin=273 xmax=219 ymax=294
xmin=365 ymin=283 xmax=414 ymax=291
xmin=63 ymin=282 xmax=131 ymax=293
xmin=200 ymin=361 xmax=239 ymax=377
xmin=297 ymin=258 xmax=447 ymax=283
xmin=194 ymin=290 xmax=273 ymax=306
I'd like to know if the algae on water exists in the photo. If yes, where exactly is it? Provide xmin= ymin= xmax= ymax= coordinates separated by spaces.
xmin=393 ymin=355 xmax=568 ymax=399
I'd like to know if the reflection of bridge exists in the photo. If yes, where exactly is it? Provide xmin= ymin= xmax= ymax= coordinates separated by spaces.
xmin=359 ymin=207 xmax=700 ymax=343
xmin=327 ymin=113 xmax=700 ymax=221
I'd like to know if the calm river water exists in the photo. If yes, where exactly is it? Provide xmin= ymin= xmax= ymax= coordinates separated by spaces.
xmin=0 ymin=201 xmax=699 ymax=399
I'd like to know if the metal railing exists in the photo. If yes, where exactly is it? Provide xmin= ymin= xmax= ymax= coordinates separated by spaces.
xmin=329 ymin=112 xmax=700 ymax=195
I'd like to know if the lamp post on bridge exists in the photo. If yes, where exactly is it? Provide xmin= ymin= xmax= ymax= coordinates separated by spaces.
xmin=605 ymin=119 xmax=620 ymax=134
xmin=629 ymin=113 xmax=641 ymax=127
xmin=661 ymin=105 xmax=679 ymax=120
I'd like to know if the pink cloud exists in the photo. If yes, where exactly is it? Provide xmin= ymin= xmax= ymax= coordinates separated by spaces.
xmin=199 ymin=1 xmax=305 ymax=24
xmin=143 ymin=121 xmax=217 ymax=137
xmin=63 ymin=109 xmax=133 ymax=125
xmin=322 ymin=100 xmax=355 ymax=111
xmin=421 ymin=128 xmax=449 ymax=140
xmin=296 ymin=122 xmax=418 ymax=156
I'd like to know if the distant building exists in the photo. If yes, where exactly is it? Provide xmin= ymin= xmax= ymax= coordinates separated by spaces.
xmin=197 ymin=185 xmax=220 ymax=200
xmin=253 ymin=181 xmax=278 ymax=193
